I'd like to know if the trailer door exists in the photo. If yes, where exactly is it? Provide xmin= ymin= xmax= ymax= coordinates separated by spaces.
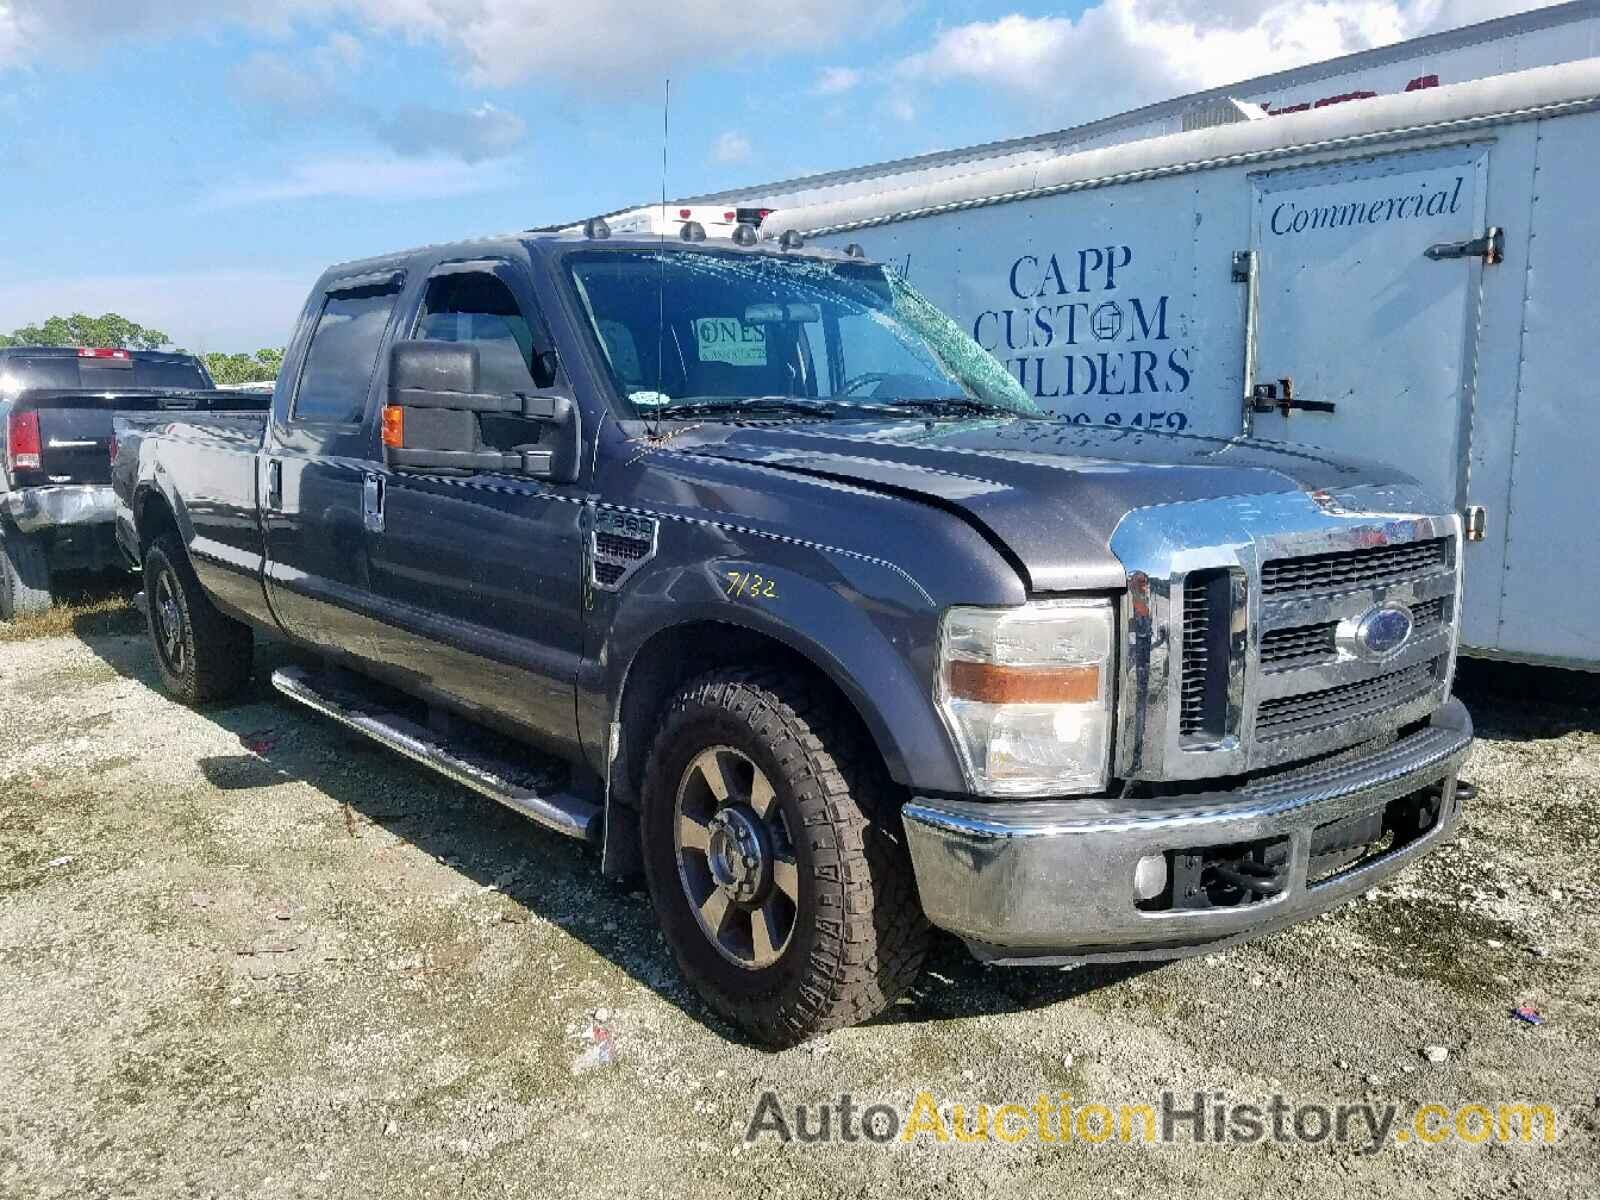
xmin=1245 ymin=146 xmax=1490 ymax=516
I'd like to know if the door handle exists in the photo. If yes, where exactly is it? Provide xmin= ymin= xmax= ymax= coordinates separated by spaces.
xmin=1424 ymin=226 xmax=1503 ymax=265
xmin=265 ymin=459 xmax=282 ymax=509
xmin=363 ymin=472 xmax=385 ymax=533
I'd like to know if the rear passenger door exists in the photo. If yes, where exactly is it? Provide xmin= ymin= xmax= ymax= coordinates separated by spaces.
xmin=262 ymin=270 xmax=405 ymax=650
xmin=361 ymin=259 xmax=588 ymax=757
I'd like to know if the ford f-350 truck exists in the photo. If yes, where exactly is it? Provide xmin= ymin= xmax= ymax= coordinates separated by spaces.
xmin=113 ymin=225 xmax=1473 ymax=1045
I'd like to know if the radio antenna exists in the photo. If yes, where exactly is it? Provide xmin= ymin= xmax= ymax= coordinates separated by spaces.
xmin=650 ymin=78 xmax=671 ymax=440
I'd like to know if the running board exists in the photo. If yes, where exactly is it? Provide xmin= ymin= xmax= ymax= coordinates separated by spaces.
xmin=270 ymin=666 xmax=601 ymax=844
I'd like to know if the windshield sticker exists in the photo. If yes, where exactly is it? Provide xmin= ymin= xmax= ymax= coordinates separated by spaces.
xmin=694 ymin=317 xmax=767 ymax=367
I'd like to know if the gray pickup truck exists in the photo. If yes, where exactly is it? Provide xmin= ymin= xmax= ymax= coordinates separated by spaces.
xmin=0 ymin=346 xmax=218 ymax=618
xmin=113 ymin=223 xmax=1473 ymax=1045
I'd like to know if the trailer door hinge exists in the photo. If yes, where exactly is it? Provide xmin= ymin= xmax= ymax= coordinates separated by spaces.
xmin=1424 ymin=226 xmax=1504 ymax=265
xmin=1231 ymin=249 xmax=1253 ymax=283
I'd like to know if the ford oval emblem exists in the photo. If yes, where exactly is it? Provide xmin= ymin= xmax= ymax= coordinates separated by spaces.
xmin=1340 ymin=602 xmax=1415 ymax=661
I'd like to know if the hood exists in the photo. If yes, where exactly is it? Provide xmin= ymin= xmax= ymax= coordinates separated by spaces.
xmin=671 ymin=417 xmax=1415 ymax=592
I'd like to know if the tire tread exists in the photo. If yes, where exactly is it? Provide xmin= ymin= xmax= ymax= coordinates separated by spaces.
xmin=642 ymin=667 xmax=929 ymax=1045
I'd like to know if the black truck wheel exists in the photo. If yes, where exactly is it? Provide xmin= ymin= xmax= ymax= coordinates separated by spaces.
xmin=641 ymin=668 xmax=929 ymax=1046
xmin=0 ymin=526 xmax=52 ymax=621
xmin=143 ymin=535 xmax=254 ymax=704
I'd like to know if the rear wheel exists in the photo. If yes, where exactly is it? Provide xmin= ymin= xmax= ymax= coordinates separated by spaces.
xmin=0 ymin=526 xmax=52 ymax=621
xmin=143 ymin=535 xmax=254 ymax=704
xmin=641 ymin=668 xmax=929 ymax=1046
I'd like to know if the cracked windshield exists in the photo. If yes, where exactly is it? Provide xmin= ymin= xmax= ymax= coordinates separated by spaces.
xmin=566 ymin=249 xmax=1039 ymax=420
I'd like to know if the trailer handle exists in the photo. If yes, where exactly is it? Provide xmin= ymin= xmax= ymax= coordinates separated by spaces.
xmin=1424 ymin=226 xmax=1504 ymax=265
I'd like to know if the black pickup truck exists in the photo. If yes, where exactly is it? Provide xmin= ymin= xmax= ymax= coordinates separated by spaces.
xmin=113 ymin=225 xmax=1473 ymax=1045
xmin=0 ymin=346 xmax=221 ymax=618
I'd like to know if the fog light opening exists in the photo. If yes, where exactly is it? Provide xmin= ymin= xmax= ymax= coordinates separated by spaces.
xmin=1133 ymin=853 xmax=1169 ymax=903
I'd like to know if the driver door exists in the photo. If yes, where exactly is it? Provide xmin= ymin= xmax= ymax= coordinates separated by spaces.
xmin=362 ymin=258 xmax=587 ymax=757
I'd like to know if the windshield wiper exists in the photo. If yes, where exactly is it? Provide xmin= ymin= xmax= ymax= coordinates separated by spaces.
xmin=657 ymin=397 xmax=842 ymax=420
xmin=870 ymin=397 xmax=1010 ymax=418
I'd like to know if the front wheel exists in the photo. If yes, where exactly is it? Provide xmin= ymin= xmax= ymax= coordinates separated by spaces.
xmin=143 ymin=535 xmax=254 ymax=705
xmin=641 ymin=668 xmax=929 ymax=1046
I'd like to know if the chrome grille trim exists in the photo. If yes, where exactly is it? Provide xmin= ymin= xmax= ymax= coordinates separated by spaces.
xmin=1260 ymin=537 xmax=1450 ymax=596
xmin=1258 ymin=657 xmax=1443 ymax=736
xmin=1259 ymin=567 xmax=1456 ymax=633
xmin=1110 ymin=484 xmax=1463 ymax=784
xmin=1255 ymin=628 xmax=1452 ymax=701
xmin=1178 ymin=580 xmax=1212 ymax=737
xmin=1261 ymin=595 xmax=1449 ymax=671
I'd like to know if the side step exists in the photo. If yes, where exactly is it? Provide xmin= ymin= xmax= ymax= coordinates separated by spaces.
xmin=271 ymin=666 xmax=602 ymax=844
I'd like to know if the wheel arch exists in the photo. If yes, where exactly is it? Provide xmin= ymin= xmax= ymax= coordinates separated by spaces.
xmin=609 ymin=607 xmax=963 ymax=807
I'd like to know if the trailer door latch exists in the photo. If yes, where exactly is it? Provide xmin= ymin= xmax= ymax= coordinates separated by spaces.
xmin=1424 ymin=226 xmax=1504 ymax=265
xmin=1251 ymin=378 xmax=1337 ymax=417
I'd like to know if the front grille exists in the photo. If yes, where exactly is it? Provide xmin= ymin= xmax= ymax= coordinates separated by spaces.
xmin=1410 ymin=596 xmax=1449 ymax=633
xmin=1179 ymin=581 xmax=1212 ymax=737
xmin=1257 ymin=658 xmax=1442 ymax=737
xmin=1260 ymin=538 xmax=1449 ymax=597
xmin=1260 ymin=623 xmax=1337 ymax=668
xmin=1259 ymin=594 xmax=1452 ymax=671
xmin=1179 ymin=569 xmax=1233 ymax=739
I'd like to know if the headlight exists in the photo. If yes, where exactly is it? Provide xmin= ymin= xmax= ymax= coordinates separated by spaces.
xmin=936 ymin=598 xmax=1114 ymax=797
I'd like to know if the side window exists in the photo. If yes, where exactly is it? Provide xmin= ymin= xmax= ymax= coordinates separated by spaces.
xmin=413 ymin=271 xmax=554 ymax=392
xmin=292 ymin=289 xmax=400 ymax=424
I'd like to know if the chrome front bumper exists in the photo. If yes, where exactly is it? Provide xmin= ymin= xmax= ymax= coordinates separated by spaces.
xmin=1 ymin=484 xmax=117 ymax=533
xmin=902 ymin=697 xmax=1472 ymax=965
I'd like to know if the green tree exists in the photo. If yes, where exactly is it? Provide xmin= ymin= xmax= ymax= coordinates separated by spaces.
xmin=2 ymin=312 xmax=172 ymax=350
xmin=203 ymin=348 xmax=284 ymax=386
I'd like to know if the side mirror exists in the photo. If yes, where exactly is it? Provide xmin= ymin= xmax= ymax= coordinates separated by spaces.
xmin=384 ymin=341 xmax=581 ymax=483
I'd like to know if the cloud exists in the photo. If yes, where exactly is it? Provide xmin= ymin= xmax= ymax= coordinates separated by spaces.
xmin=710 ymin=130 xmax=752 ymax=164
xmin=199 ymin=152 xmax=509 ymax=209
xmin=892 ymin=0 xmax=1560 ymax=124
xmin=232 ymin=47 xmax=338 ymax=113
xmin=0 ymin=266 xmax=322 ymax=352
xmin=0 ymin=1 xmax=906 ymax=86
xmin=368 ymin=102 xmax=525 ymax=163
xmin=230 ymin=36 xmax=527 ymax=163
xmin=813 ymin=65 xmax=862 ymax=95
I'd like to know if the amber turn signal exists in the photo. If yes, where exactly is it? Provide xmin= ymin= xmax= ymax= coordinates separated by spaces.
xmin=381 ymin=405 xmax=405 ymax=449
xmin=945 ymin=660 xmax=1101 ymax=705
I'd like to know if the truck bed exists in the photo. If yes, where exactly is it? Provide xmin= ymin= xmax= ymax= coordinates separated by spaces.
xmin=8 ymin=388 xmax=270 ymax=490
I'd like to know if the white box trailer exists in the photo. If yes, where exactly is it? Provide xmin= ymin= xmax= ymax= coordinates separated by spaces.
xmin=760 ymin=60 xmax=1600 ymax=671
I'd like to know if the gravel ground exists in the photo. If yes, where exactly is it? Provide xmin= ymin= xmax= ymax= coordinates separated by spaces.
xmin=1 ymin=608 xmax=1596 ymax=1199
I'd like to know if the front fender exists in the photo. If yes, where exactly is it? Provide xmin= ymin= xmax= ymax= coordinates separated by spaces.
xmin=583 ymin=534 xmax=969 ymax=796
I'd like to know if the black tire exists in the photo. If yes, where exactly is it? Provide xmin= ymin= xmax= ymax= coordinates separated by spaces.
xmin=640 ymin=668 xmax=930 ymax=1046
xmin=0 ymin=525 xmax=52 ymax=621
xmin=143 ymin=535 xmax=254 ymax=704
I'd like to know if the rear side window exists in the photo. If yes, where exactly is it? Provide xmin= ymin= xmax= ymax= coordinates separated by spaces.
xmin=292 ymin=289 xmax=400 ymax=423
xmin=1 ymin=357 xmax=78 ymax=390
